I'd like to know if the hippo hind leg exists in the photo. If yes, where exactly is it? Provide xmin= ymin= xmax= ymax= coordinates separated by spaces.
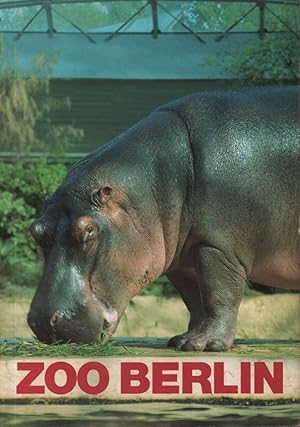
xmin=168 ymin=245 xmax=246 ymax=352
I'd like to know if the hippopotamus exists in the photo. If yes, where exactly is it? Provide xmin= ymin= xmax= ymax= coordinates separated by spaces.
xmin=28 ymin=86 xmax=299 ymax=351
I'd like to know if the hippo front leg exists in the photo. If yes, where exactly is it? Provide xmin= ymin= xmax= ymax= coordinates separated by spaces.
xmin=169 ymin=245 xmax=246 ymax=352
xmin=166 ymin=271 xmax=203 ymax=332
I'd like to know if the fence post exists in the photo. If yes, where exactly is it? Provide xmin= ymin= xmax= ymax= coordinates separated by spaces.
xmin=151 ymin=0 xmax=159 ymax=38
xmin=258 ymin=0 xmax=265 ymax=39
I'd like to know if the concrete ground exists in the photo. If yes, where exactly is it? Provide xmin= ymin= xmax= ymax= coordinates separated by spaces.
xmin=0 ymin=293 xmax=299 ymax=341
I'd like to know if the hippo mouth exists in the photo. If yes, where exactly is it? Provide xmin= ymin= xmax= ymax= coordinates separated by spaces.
xmin=28 ymin=310 xmax=102 ymax=345
xmin=87 ymin=276 xmax=119 ymax=339
xmin=95 ymin=298 xmax=119 ymax=344
xmin=28 ymin=292 xmax=119 ymax=345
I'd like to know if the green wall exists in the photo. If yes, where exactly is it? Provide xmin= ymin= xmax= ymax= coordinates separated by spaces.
xmin=49 ymin=79 xmax=246 ymax=153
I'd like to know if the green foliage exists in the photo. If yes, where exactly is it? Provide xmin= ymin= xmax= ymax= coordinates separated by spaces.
xmin=227 ymin=34 xmax=299 ymax=81
xmin=54 ymin=1 xmax=148 ymax=30
xmin=180 ymin=1 xmax=259 ymax=32
xmin=0 ymin=160 xmax=68 ymax=287
xmin=0 ymin=37 xmax=84 ymax=289
xmin=180 ymin=1 xmax=299 ymax=81
xmin=141 ymin=278 xmax=262 ymax=298
xmin=0 ymin=39 xmax=84 ymax=156
xmin=179 ymin=0 xmax=299 ymax=33
xmin=142 ymin=276 xmax=179 ymax=298
xmin=0 ymin=73 xmax=84 ymax=155
xmin=205 ymin=27 xmax=299 ymax=82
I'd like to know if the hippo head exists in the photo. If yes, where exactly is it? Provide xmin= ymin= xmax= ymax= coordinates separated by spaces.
xmin=28 ymin=164 xmax=165 ymax=344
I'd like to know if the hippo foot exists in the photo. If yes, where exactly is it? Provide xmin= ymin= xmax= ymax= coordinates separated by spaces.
xmin=167 ymin=323 xmax=234 ymax=352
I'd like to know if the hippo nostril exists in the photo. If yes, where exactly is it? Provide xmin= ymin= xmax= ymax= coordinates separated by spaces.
xmin=50 ymin=312 xmax=59 ymax=327
xmin=86 ymin=225 xmax=93 ymax=233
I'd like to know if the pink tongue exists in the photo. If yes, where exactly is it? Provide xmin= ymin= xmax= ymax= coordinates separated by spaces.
xmin=103 ymin=306 xmax=118 ymax=325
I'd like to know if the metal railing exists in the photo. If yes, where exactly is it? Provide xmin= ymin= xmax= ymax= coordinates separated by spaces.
xmin=0 ymin=0 xmax=298 ymax=43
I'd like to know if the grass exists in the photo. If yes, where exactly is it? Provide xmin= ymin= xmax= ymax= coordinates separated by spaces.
xmin=1 ymin=336 xmax=299 ymax=359
xmin=0 ymin=339 xmax=133 ymax=358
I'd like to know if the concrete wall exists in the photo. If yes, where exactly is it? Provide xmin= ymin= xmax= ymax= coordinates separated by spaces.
xmin=1 ymin=32 xmax=284 ymax=79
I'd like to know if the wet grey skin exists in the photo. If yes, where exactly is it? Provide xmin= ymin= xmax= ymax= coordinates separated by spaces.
xmin=28 ymin=86 xmax=300 ymax=350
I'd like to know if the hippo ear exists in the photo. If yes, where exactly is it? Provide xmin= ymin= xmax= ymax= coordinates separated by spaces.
xmin=95 ymin=186 xmax=113 ymax=206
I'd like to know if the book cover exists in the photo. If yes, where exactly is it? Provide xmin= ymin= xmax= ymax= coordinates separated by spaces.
xmin=0 ymin=1 xmax=299 ymax=426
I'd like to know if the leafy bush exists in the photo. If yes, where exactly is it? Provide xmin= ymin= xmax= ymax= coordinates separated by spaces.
xmin=142 ymin=276 xmax=179 ymax=298
xmin=0 ymin=74 xmax=84 ymax=155
xmin=0 ymin=38 xmax=84 ymax=290
xmin=0 ymin=160 xmax=68 ymax=288
xmin=227 ymin=34 xmax=299 ymax=82
xmin=0 ymin=39 xmax=84 ymax=156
